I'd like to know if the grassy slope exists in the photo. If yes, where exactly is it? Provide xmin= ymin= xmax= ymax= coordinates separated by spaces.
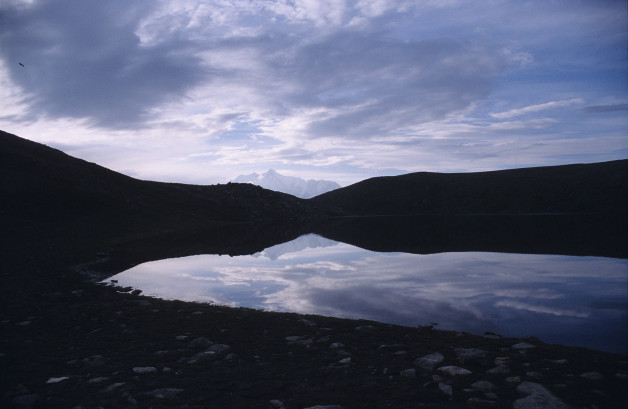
xmin=310 ymin=161 xmax=628 ymax=215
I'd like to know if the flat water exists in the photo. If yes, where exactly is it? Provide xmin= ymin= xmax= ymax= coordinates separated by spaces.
xmin=104 ymin=234 xmax=628 ymax=354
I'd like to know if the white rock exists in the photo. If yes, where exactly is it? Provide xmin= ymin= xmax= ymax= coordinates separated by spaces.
xmin=471 ymin=380 xmax=495 ymax=392
xmin=455 ymin=348 xmax=487 ymax=364
xmin=133 ymin=367 xmax=157 ymax=374
xmin=512 ymin=342 xmax=536 ymax=350
xmin=437 ymin=366 xmax=472 ymax=376
xmin=400 ymin=368 xmax=416 ymax=377
xmin=514 ymin=382 xmax=572 ymax=409
xmin=438 ymin=382 xmax=453 ymax=398
xmin=579 ymin=371 xmax=603 ymax=380
xmin=46 ymin=377 xmax=69 ymax=384
xmin=414 ymin=352 xmax=444 ymax=371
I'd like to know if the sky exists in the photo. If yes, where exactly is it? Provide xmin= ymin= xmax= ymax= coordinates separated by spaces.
xmin=1 ymin=0 xmax=626 ymax=186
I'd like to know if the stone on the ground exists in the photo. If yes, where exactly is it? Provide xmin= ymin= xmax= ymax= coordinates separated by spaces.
xmin=579 ymin=371 xmax=603 ymax=380
xmin=46 ymin=377 xmax=69 ymax=384
xmin=455 ymin=348 xmax=488 ymax=364
xmin=414 ymin=352 xmax=444 ymax=371
xmin=133 ymin=366 xmax=157 ymax=374
xmin=400 ymin=368 xmax=416 ymax=377
xmin=437 ymin=366 xmax=472 ymax=376
xmin=471 ymin=380 xmax=495 ymax=392
xmin=145 ymin=388 xmax=184 ymax=399
xmin=438 ymin=382 xmax=453 ymax=398
xmin=512 ymin=342 xmax=536 ymax=350
xmin=189 ymin=337 xmax=213 ymax=348
xmin=513 ymin=381 xmax=572 ymax=409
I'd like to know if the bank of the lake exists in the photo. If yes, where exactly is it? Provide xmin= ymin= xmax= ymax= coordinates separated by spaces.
xmin=1 ymin=222 xmax=627 ymax=409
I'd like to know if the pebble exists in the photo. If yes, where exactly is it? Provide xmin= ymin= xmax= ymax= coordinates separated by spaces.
xmin=471 ymin=380 xmax=495 ymax=392
xmin=487 ymin=364 xmax=510 ymax=374
xmin=437 ymin=366 xmax=472 ymax=376
xmin=46 ymin=377 xmax=69 ymax=384
xmin=269 ymin=399 xmax=285 ymax=408
xmin=145 ymin=388 xmax=184 ymax=399
xmin=303 ymin=406 xmax=346 ymax=409
xmin=438 ymin=382 xmax=453 ymax=398
xmin=455 ymin=348 xmax=488 ymax=364
xmin=414 ymin=352 xmax=444 ymax=371
xmin=400 ymin=368 xmax=416 ymax=377
xmin=11 ymin=394 xmax=38 ymax=408
xmin=579 ymin=371 xmax=603 ymax=380
xmin=133 ymin=366 xmax=158 ymax=374
xmin=513 ymin=381 xmax=571 ymax=409
xmin=512 ymin=342 xmax=536 ymax=350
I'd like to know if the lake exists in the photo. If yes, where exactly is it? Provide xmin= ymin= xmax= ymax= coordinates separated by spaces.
xmin=104 ymin=232 xmax=628 ymax=354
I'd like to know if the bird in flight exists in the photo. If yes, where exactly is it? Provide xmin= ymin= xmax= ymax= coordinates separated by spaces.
xmin=19 ymin=62 xmax=24 ymax=67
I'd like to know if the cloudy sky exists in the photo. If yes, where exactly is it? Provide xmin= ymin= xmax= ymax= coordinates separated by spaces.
xmin=1 ymin=0 xmax=626 ymax=185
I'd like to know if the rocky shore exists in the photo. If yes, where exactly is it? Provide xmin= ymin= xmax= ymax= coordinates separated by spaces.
xmin=2 ymin=256 xmax=627 ymax=409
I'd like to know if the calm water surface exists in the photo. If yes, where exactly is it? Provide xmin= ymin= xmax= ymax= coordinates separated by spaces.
xmin=105 ymin=234 xmax=628 ymax=354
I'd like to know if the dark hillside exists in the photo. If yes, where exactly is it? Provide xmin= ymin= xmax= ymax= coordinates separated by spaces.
xmin=0 ymin=130 xmax=322 ymax=229
xmin=310 ymin=161 xmax=628 ymax=215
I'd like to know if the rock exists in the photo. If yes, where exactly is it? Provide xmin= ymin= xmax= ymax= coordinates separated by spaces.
xmin=471 ymin=380 xmax=495 ymax=392
xmin=355 ymin=325 xmax=375 ymax=331
xmin=133 ymin=366 xmax=157 ymax=374
xmin=17 ymin=321 xmax=32 ymax=326
xmin=437 ymin=366 xmax=472 ymax=376
xmin=88 ymin=377 xmax=109 ymax=383
xmin=208 ymin=344 xmax=230 ymax=355
xmin=11 ymin=394 xmax=38 ymax=409
xmin=100 ymin=382 xmax=125 ymax=393
xmin=338 ymin=357 xmax=351 ymax=364
xmin=512 ymin=342 xmax=536 ymax=350
xmin=303 ymin=406 xmax=346 ymax=409
xmin=526 ymin=371 xmax=543 ymax=380
xmin=300 ymin=318 xmax=317 ymax=326
xmin=394 ymin=350 xmax=407 ymax=355
xmin=514 ymin=381 xmax=571 ymax=409
xmin=455 ymin=348 xmax=488 ymax=364
xmin=400 ymin=368 xmax=416 ymax=377
xmin=189 ymin=337 xmax=213 ymax=348
xmin=506 ymin=376 xmax=521 ymax=386
xmin=175 ymin=335 xmax=189 ymax=341
xmin=81 ymin=355 xmax=106 ymax=366
xmin=467 ymin=397 xmax=496 ymax=407
xmin=285 ymin=335 xmax=305 ymax=342
xmin=46 ymin=377 xmax=69 ymax=384
xmin=438 ymin=382 xmax=453 ymax=398
xmin=269 ymin=399 xmax=285 ymax=408
xmin=487 ymin=365 xmax=510 ymax=374
xmin=145 ymin=388 xmax=184 ymax=399
xmin=494 ymin=356 xmax=511 ymax=366
xmin=414 ymin=352 xmax=444 ymax=371
xmin=579 ymin=371 xmax=603 ymax=380
xmin=329 ymin=342 xmax=344 ymax=349
xmin=130 ymin=289 xmax=142 ymax=296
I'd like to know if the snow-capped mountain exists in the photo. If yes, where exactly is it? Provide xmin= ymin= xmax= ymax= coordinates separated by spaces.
xmin=232 ymin=169 xmax=340 ymax=199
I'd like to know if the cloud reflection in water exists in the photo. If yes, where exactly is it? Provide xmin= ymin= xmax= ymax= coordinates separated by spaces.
xmin=106 ymin=234 xmax=628 ymax=353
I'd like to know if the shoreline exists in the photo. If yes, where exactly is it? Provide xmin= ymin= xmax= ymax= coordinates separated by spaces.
xmin=2 ymin=223 xmax=627 ymax=408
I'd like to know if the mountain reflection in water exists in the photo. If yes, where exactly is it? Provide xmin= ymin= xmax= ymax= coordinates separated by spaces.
xmin=105 ymin=233 xmax=628 ymax=354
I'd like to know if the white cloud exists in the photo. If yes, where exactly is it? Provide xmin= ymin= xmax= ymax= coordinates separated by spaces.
xmin=491 ymin=98 xmax=585 ymax=119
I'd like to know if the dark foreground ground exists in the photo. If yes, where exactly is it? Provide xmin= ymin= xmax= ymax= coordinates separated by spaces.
xmin=1 ymin=221 xmax=627 ymax=409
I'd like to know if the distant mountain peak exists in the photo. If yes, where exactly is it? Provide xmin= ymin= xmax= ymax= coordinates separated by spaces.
xmin=232 ymin=169 xmax=340 ymax=199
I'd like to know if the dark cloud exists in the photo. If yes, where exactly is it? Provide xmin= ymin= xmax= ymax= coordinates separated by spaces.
xmin=0 ymin=0 xmax=206 ymax=128
xmin=584 ymin=103 xmax=628 ymax=114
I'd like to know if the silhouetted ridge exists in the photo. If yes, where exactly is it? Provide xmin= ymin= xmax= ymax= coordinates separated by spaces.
xmin=0 ymin=130 xmax=322 ymax=226
xmin=310 ymin=161 xmax=628 ymax=215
